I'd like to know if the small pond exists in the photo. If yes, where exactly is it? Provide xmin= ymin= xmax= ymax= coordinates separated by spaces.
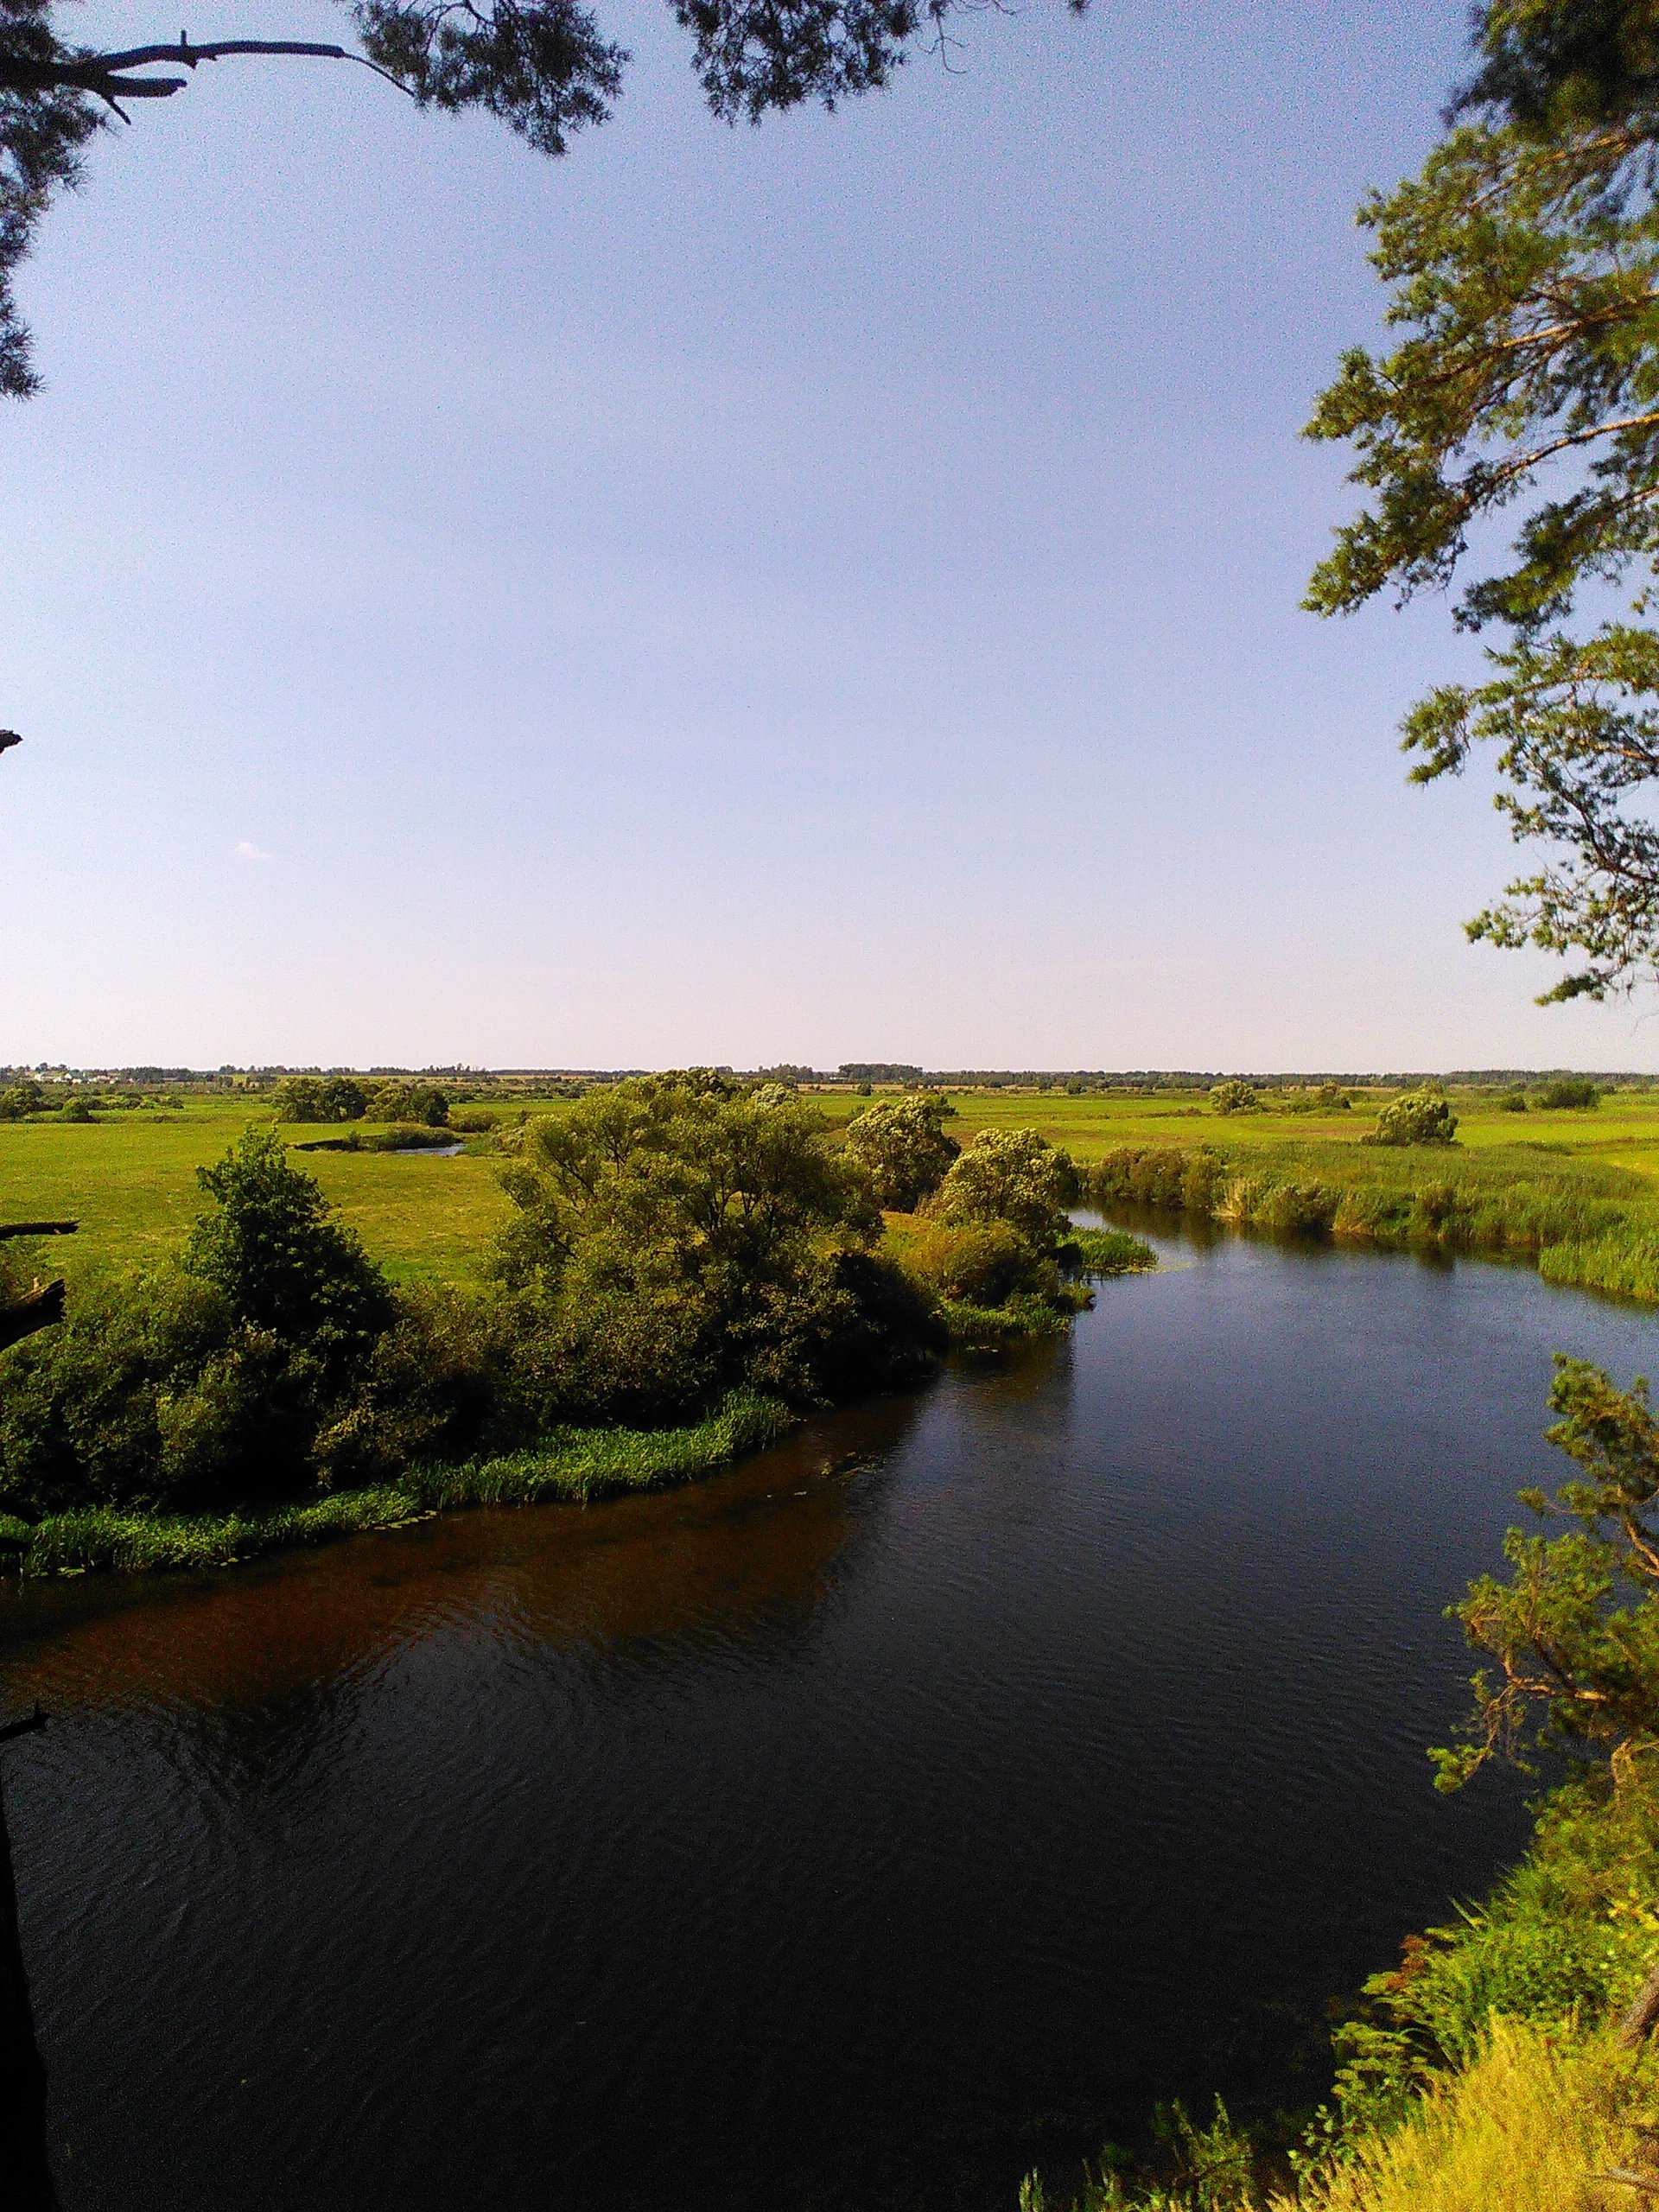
xmin=3 ymin=1220 xmax=1654 ymax=2210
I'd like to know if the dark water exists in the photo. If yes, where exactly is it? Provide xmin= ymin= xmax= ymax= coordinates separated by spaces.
xmin=3 ymin=1226 xmax=1656 ymax=2212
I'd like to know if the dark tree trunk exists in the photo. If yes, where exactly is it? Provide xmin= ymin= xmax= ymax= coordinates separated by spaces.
xmin=0 ymin=1282 xmax=66 ymax=1352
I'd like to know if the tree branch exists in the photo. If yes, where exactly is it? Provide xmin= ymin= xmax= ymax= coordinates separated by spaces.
xmin=0 ymin=36 xmax=413 ymax=106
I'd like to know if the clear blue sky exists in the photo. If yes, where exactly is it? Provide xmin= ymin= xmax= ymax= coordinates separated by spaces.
xmin=5 ymin=0 xmax=1653 ymax=1072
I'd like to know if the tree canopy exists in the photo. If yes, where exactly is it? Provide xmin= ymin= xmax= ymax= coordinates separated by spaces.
xmin=0 ymin=0 xmax=1084 ymax=398
xmin=1307 ymin=1 xmax=1659 ymax=1001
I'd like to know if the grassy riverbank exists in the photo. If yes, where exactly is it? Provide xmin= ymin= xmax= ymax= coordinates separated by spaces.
xmin=0 ymin=1390 xmax=794 ymax=1576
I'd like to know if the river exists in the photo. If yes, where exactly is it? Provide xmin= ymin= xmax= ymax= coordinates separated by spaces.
xmin=2 ymin=1221 xmax=1654 ymax=2210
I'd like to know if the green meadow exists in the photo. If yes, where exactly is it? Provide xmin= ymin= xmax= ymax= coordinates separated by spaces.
xmin=7 ymin=1081 xmax=1659 ymax=1300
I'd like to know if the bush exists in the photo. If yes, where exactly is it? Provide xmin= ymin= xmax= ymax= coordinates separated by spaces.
xmin=491 ymin=1072 xmax=931 ymax=1417
xmin=1363 ymin=1090 xmax=1459 ymax=1147
xmin=842 ymin=1095 xmax=960 ymax=1210
xmin=0 ymin=1136 xmax=399 ymax=1513
xmin=903 ymin=1219 xmax=1056 ymax=1306
xmin=1533 ymin=1078 xmax=1601 ymax=1110
xmin=185 ymin=1128 xmax=393 ymax=1353
xmin=1210 ymin=1079 xmax=1261 ymax=1114
xmin=364 ymin=1080 xmax=450 ymax=1127
xmin=931 ymin=1127 xmax=1077 ymax=1246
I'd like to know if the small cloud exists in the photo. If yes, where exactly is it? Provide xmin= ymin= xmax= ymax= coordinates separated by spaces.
xmin=235 ymin=840 xmax=272 ymax=863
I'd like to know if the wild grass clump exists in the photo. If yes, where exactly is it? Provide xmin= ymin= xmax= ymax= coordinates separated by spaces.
xmin=403 ymin=1391 xmax=793 ymax=1509
xmin=1066 ymin=1228 xmax=1158 ymax=1275
xmin=1540 ymin=1230 xmax=1659 ymax=1304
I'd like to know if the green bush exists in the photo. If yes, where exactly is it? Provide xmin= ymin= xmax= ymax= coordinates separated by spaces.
xmin=903 ymin=1219 xmax=1056 ymax=1306
xmin=492 ymin=1072 xmax=934 ymax=1416
xmin=931 ymin=1127 xmax=1077 ymax=1245
xmin=1363 ymin=1090 xmax=1459 ymax=1147
xmin=842 ymin=1094 xmax=960 ymax=1210
xmin=1210 ymin=1079 xmax=1261 ymax=1114
xmin=1533 ymin=1078 xmax=1601 ymax=1110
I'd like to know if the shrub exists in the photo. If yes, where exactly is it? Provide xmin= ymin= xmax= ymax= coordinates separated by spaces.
xmin=931 ymin=1127 xmax=1077 ymax=1246
xmin=1533 ymin=1078 xmax=1601 ymax=1110
xmin=184 ymin=1128 xmax=393 ymax=1355
xmin=362 ymin=1080 xmax=450 ymax=1126
xmin=1496 ymin=1090 xmax=1529 ymax=1112
xmin=842 ymin=1095 xmax=960 ymax=1211
xmin=1363 ymin=1090 xmax=1459 ymax=1147
xmin=1210 ymin=1079 xmax=1261 ymax=1114
xmin=903 ymin=1219 xmax=1055 ymax=1306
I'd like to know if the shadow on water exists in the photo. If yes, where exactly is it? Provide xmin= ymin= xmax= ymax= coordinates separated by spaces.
xmin=3 ymin=1240 xmax=1656 ymax=2211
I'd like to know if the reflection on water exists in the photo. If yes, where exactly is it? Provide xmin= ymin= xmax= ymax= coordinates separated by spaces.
xmin=3 ymin=1231 xmax=1656 ymax=2211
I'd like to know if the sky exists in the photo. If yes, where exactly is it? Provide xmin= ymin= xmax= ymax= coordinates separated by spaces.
xmin=6 ymin=0 xmax=1658 ymax=1074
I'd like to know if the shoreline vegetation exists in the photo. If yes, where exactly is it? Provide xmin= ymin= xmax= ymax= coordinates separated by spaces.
xmin=0 ymin=1077 xmax=1154 ymax=1583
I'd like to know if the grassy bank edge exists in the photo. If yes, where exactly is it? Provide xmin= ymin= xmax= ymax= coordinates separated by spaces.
xmin=1089 ymin=1144 xmax=1659 ymax=1305
xmin=0 ymin=1390 xmax=798 ymax=1578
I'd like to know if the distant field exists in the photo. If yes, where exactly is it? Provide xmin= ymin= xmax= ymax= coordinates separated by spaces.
xmin=5 ymin=1084 xmax=1659 ymax=1290
xmin=0 ymin=1097 xmax=516 ymax=1287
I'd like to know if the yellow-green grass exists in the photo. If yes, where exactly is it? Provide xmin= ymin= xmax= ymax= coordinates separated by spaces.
xmin=0 ymin=1096 xmax=512 ymax=1287
xmin=1280 ymin=2015 xmax=1654 ymax=2212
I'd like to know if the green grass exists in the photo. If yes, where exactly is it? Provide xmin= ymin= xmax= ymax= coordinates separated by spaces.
xmin=9 ymin=1084 xmax=1659 ymax=1303
xmin=0 ymin=1095 xmax=513 ymax=1287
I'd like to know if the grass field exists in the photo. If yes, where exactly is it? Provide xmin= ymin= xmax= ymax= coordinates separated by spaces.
xmin=5 ymin=1084 xmax=1659 ymax=1296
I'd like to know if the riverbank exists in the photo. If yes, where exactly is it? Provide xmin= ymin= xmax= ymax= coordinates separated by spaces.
xmin=1025 ymin=1764 xmax=1659 ymax=2211
xmin=1088 ymin=1140 xmax=1659 ymax=1305
xmin=0 ymin=1390 xmax=797 ymax=1576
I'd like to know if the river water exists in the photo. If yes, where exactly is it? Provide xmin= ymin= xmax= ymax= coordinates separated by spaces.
xmin=3 ymin=1223 xmax=1656 ymax=2211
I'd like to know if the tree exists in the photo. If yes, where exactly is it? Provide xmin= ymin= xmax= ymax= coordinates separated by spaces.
xmin=1362 ymin=1088 xmax=1459 ymax=1147
xmin=1434 ymin=1356 xmax=1659 ymax=1794
xmin=930 ymin=1126 xmax=1075 ymax=1247
xmin=1306 ymin=1 xmax=1659 ymax=1000
xmin=492 ymin=1071 xmax=931 ymax=1414
xmin=841 ymin=1093 xmax=959 ymax=1211
xmin=1208 ymin=1079 xmax=1260 ymax=1115
xmin=184 ymin=1125 xmax=391 ymax=1351
xmin=0 ymin=0 xmax=1086 ymax=400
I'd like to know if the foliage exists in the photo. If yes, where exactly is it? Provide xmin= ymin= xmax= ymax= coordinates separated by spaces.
xmin=8 ymin=1389 xmax=792 ymax=1572
xmin=0 ymin=0 xmax=1086 ymax=397
xmin=184 ymin=1127 xmax=394 ymax=1351
xmin=931 ymin=1126 xmax=1077 ymax=1247
xmin=1433 ymin=1356 xmax=1659 ymax=1789
xmin=1533 ymin=1077 xmax=1601 ymax=1109
xmin=842 ymin=1093 xmax=960 ymax=1210
xmin=1306 ymin=3 xmax=1659 ymax=996
xmin=271 ymin=1074 xmax=371 ymax=1123
xmin=362 ymin=1078 xmax=450 ymax=1126
xmin=1210 ymin=1081 xmax=1261 ymax=1115
xmin=902 ymin=1217 xmax=1057 ymax=1306
xmin=493 ymin=1071 xmax=934 ymax=1416
xmin=1296 ymin=2014 xmax=1658 ymax=2212
xmin=0 ymin=1075 xmax=42 ymax=1118
xmin=1363 ymin=1091 xmax=1459 ymax=1147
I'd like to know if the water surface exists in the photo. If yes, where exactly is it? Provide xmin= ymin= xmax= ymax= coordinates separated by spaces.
xmin=3 ymin=1226 xmax=1655 ymax=2210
